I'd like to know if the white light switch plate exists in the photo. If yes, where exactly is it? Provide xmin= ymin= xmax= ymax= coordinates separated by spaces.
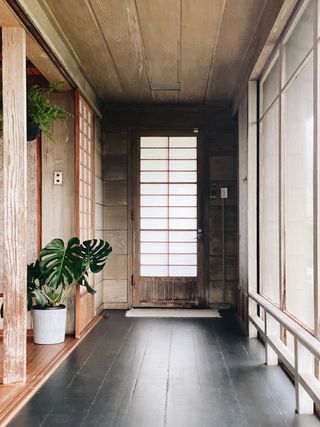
xmin=221 ymin=187 xmax=228 ymax=199
xmin=53 ymin=171 xmax=63 ymax=185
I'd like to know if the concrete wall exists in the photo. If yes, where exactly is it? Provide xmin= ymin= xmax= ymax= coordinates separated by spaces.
xmin=102 ymin=105 xmax=238 ymax=308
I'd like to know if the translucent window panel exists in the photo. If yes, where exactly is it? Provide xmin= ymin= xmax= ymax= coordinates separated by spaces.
xmin=169 ymin=218 xmax=197 ymax=230
xmin=141 ymin=171 xmax=168 ymax=182
xmin=170 ymin=230 xmax=197 ymax=241
xmin=141 ymin=242 xmax=168 ymax=253
xmin=284 ymin=59 xmax=314 ymax=329
xmin=141 ymin=184 xmax=168 ymax=195
xmin=284 ymin=1 xmax=314 ymax=82
xmin=169 ymin=266 xmax=197 ymax=276
xmin=140 ymin=137 xmax=168 ymax=147
xmin=141 ymin=254 xmax=168 ymax=265
xmin=262 ymin=57 xmax=280 ymax=114
xmin=141 ymin=195 xmax=168 ymax=206
xmin=169 ymin=254 xmax=197 ymax=265
xmin=141 ymin=218 xmax=168 ymax=229
xmin=141 ymin=148 xmax=168 ymax=159
xmin=141 ymin=207 xmax=168 ymax=217
xmin=139 ymin=135 xmax=198 ymax=278
xmin=169 ymin=195 xmax=197 ymax=206
xmin=169 ymin=171 xmax=197 ymax=182
xmin=169 ymin=184 xmax=197 ymax=195
xmin=169 ymin=207 xmax=197 ymax=218
xmin=169 ymin=137 xmax=197 ymax=147
xmin=141 ymin=266 xmax=169 ymax=276
xmin=260 ymin=100 xmax=280 ymax=304
xmin=169 ymin=148 xmax=197 ymax=159
xmin=141 ymin=231 xmax=168 ymax=242
xmin=169 ymin=242 xmax=197 ymax=253
xmin=169 ymin=160 xmax=197 ymax=170
xmin=141 ymin=160 xmax=168 ymax=170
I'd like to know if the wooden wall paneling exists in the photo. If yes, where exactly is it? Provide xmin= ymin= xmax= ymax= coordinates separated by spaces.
xmin=2 ymin=26 xmax=27 ymax=384
xmin=41 ymin=91 xmax=75 ymax=335
xmin=103 ymin=106 xmax=238 ymax=308
xmin=37 ymin=137 xmax=42 ymax=254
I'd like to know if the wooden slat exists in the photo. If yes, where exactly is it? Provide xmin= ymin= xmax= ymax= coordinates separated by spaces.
xmin=2 ymin=27 xmax=27 ymax=385
xmin=135 ymin=0 xmax=180 ymax=103
xmin=0 ymin=0 xmax=20 ymax=26
xmin=26 ymin=34 xmax=70 ymax=90
xmin=89 ymin=0 xmax=152 ymax=103
xmin=206 ymin=0 xmax=269 ymax=103
xmin=180 ymin=0 xmax=225 ymax=103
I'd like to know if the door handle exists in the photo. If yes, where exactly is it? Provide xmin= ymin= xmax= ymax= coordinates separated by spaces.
xmin=197 ymin=229 xmax=204 ymax=240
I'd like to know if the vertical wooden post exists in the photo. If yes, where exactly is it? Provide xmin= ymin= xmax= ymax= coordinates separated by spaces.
xmin=264 ymin=313 xmax=279 ymax=366
xmin=247 ymin=81 xmax=258 ymax=338
xmin=294 ymin=338 xmax=314 ymax=414
xmin=2 ymin=27 xmax=27 ymax=384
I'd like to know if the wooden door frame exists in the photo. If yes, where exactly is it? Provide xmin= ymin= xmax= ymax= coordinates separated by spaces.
xmin=131 ymin=128 xmax=208 ymax=308
xmin=74 ymin=89 xmax=96 ymax=338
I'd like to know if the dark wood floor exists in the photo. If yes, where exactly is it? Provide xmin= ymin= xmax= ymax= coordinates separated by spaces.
xmin=8 ymin=310 xmax=320 ymax=427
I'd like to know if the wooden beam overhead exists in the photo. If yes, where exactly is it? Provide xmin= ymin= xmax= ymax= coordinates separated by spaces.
xmin=2 ymin=26 xmax=27 ymax=385
xmin=0 ymin=0 xmax=20 ymax=26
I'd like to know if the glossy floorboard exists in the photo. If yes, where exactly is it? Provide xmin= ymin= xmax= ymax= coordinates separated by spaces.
xmin=8 ymin=310 xmax=320 ymax=427
xmin=0 ymin=335 xmax=80 ymax=425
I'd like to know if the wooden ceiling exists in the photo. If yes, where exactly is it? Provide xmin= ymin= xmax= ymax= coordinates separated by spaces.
xmin=38 ymin=0 xmax=282 ymax=105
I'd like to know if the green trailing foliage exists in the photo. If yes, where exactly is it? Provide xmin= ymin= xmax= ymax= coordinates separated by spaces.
xmin=0 ymin=82 xmax=70 ymax=141
xmin=0 ymin=237 xmax=112 ymax=315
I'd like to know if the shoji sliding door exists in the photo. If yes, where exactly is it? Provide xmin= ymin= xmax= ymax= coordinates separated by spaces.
xmin=133 ymin=132 xmax=205 ymax=307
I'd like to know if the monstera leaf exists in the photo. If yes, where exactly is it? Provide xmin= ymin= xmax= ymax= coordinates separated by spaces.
xmin=27 ymin=260 xmax=44 ymax=310
xmin=77 ymin=239 xmax=112 ymax=293
xmin=40 ymin=237 xmax=82 ymax=289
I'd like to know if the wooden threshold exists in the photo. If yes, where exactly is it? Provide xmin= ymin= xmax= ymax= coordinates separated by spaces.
xmin=0 ymin=315 xmax=102 ymax=427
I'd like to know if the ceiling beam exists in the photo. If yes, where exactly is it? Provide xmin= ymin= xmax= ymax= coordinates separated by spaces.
xmin=7 ymin=0 xmax=102 ymax=116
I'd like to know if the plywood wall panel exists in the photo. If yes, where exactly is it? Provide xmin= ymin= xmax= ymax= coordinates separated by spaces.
xmin=103 ymin=182 xmax=127 ymax=206
xmin=103 ymin=255 xmax=128 ymax=280
xmin=41 ymin=92 xmax=75 ymax=334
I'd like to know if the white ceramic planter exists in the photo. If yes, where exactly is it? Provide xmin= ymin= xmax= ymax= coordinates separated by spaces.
xmin=33 ymin=305 xmax=67 ymax=344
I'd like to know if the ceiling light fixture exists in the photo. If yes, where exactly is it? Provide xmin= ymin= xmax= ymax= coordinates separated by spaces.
xmin=150 ymin=82 xmax=181 ymax=91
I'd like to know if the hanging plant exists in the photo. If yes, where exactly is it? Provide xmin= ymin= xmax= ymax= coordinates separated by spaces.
xmin=0 ymin=82 xmax=71 ymax=142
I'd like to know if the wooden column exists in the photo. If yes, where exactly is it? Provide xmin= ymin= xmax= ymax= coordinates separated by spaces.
xmin=2 ymin=27 xmax=27 ymax=384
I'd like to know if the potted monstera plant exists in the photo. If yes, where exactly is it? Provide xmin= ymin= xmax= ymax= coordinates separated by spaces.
xmin=28 ymin=237 xmax=112 ymax=344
